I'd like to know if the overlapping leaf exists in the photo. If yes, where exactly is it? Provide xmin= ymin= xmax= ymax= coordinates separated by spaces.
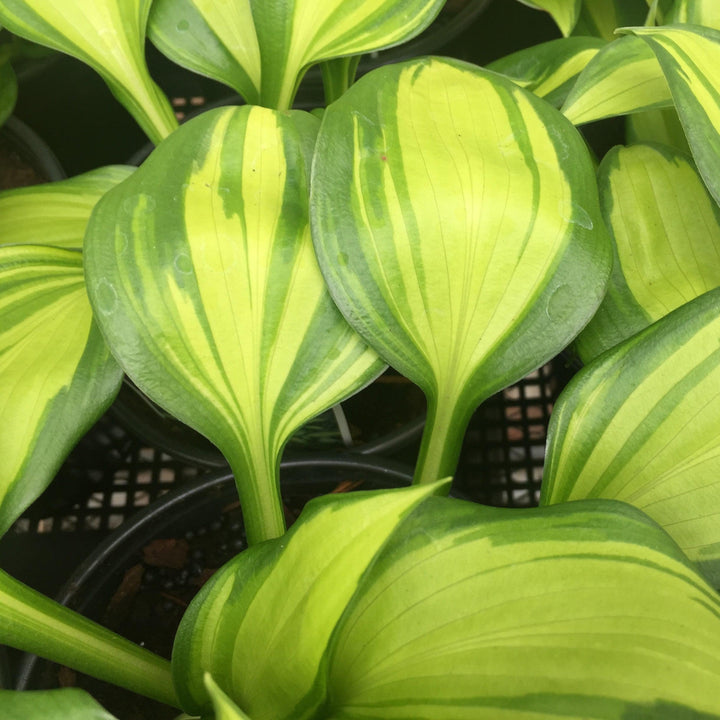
xmin=174 ymin=485 xmax=720 ymax=719
xmin=0 ymin=689 xmax=118 ymax=719
xmin=148 ymin=0 xmax=262 ymax=104
xmin=561 ymin=35 xmax=671 ymax=125
xmin=0 ymin=245 xmax=122 ymax=537
xmin=576 ymin=143 xmax=720 ymax=361
xmin=149 ymin=0 xmax=445 ymax=109
xmin=668 ymin=0 xmax=720 ymax=27
xmin=311 ymin=57 xmax=611 ymax=484
xmin=0 ymin=0 xmax=176 ymax=143
xmin=544 ymin=288 xmax=720 ymax=586
xmin=0 ymin=166 xmax=133 ymax=249
xmin=487 ymin=36 xmax=604 ymax=107
xmin=84 ymin=105 xmax=384 ymax=544
xmin=629 ymin=24 xmax=720 ymax=207
xmin=572 ymin=0 xmax=649 ymax=41
xmin=626 ymin=107 xmax=690 ymax=153
xmin=172 ymin=482 xmax=446 ymax=718
xmin=517 ymin=0 xmax=580 ymax=37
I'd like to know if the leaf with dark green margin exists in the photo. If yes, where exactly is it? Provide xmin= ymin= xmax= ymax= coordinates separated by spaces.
xmin=517 ymin=0 xmax=581 ymax=36
xmin=544 ymin=288 xmax=720 ymax=587
xmin=627 ymin=24 xmax=720 ymax=208
xmin=84 ymin=106 xmax=384 ymax=545
xmin=0 ymin=245 xmax=122 ymax=537
xmin=323 ymin=496 xmax=720 ymax=719
xmin=0 ymin=166 xmax=134 ymax=249
xmin=0 ymin=689 xmax=118 ymax=719
xmin=172 ymin=481 xmax=447 ymax=719
xmin=311 ymin=57 xmax=611 ymax=486
xmin=561 ymin=35 xmax=671 ymax=125
xmin=0 ymin=0 xmax=176 ymax=143
xmin=487 ymin=36 xmax=604 ymax=108
xmin=576 ymin=143 xmax=720 ymax=361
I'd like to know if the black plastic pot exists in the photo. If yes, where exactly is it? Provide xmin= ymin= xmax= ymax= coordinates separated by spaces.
xmin=0 ymin=115 xmax=64 ymax=189
xmin=15 ymin=455 xmax=413 ymax=717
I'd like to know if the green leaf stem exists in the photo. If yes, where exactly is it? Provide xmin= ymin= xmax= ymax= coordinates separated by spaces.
xmin=0 ymin=0 xmax=177 ymax=143
xmin=544 ymin=288 xmax=720 ymax=586
xmin=311 ymin=57 xmax=611 ymax=485
xmin=84 ymin=105 xmax=384 ymax=545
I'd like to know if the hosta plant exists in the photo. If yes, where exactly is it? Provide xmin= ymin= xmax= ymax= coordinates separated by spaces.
xmin=0 ymin=0 xmax=720 ymax=718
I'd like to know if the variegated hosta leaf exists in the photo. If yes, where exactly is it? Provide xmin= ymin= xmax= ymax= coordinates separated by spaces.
xmin=487 ymin=36 xmax=604 ymax=108
xmin=668 ymin=0 xmax=720 ymax=27
xmin=561 ymin=35 xmax=671 ymax=125
xmin=175 ymin=486 xmax=720 ymax=719
xmin=0 ymin=166 xmax=133 ymax=250
xmin=0 ymin=60 xmax=16 ymax=127
xmin=572 ymin=0 xmax=649 ymax=42
xmin=0 ymin=245 xmax=122 ymax=537
xmin=311 ymin=57 xmax=611 ymax=484
xmin=544 ymin=288 xmax=720 ymax=587
xmin=172 ymin=481 xmax=446 ymax=719
xmin=0 ymin=0 xmax=176 ymax=143
xmin=325 ymin=497 xmax=720 ymax=719
xmin=148 ymin=0 xmax=262 ymax=105
xmin=626 ymin=107 xmax=690 ymax=154
xmin=628 ymin=24 xmax=720 ymax=208
xmin=83 ymin=105 xmax=384 ymax=545
xmin=576 ymin=143 xmax=720 ymax=361
xmin=516 ymin=0 xmax=581 ymax=37
xmin=0 ymin=689 xmax=118 ymax=719
xmin=250 ymin=0 xmax=445 ymax=109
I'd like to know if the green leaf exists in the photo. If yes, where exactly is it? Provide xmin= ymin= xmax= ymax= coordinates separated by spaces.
xmin=572 ymin=0 xmax=649 ymax=42
xmin=516 ymin=0 xmax=581 ymax=36
xmin=667 ymin=0 xmax=720 ymax=27
xmin=310 ymin=57 xmax=611 ymax=485
xmin=0 ymin=245 xmax=122 ymax=537
xmin=576 ymin=143 xmax=720 ymax=361
xmin=0 ymin=689 xmax=118 ymax=719
xmin=543 ymin=288 xmax=720 ymax=587
xmin=626 ymin=107 xmax=691 ymax=154
xmin=0 ymin=166 xmax=134 ymax=250
xmin=148 ymin=0 xmax=262 ymax=104
xmin=0 ymin=0 xmax=176 ymax=143
xmin=249 ymin=0 xmax=445 ymax=109
xmin=324 ymin=496 xmax=720 ymax=719
xmin=627 ymin=24 xmax=720 ymax=208
xmin=0 ymin=60 xmax=16 ymax=127
xmin=561 ymin=35 xmax=671 ymax=125
xmin=172 ymin=481 xmax=448 ymax=719
xmin=487 ymin=36 xmax=604 ymax=108
xmin=83 ymin=105 xmax=384 ymax=545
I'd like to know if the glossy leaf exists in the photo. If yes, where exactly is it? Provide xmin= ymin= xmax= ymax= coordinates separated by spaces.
xmin=172 ymin=481 xmax=446 ymax=718
xmin=0 ymin=245 xmax=122 ymax=537
xmin=576 ymin=143 xmax=720 ymax=361
xmin=561 ymin=35 xmax=671 ymax=125
xmin=148 ymin=0 xmax=262 ymax=104
xmin=175 ymin=486 xmax=720 ymax=719
xmin=0 ymin=166 xmax=133 ymax=250
xmin=84 ymin=105 xmax=384 ymax=545
xmin=0 ymin=689 xmax=118 ymax=719
xmin=629 ymin=24 xmax=720 ymax=208
xmin=0 ymin=0 xmax=176 ymax=143
xmin=0 ymin=60 xmax=16 ymax=127
xmin=572 ymin=0 xmax=649 ymax=42
xmin=325 ymin=496 xmax=720 ymax=719
xmin=544 ymin=288 xmax=720 ymax=586
xmin=667 ymin=0 xmax=720 ymax=27
xmin=517 ymin=0 xmax=580 ymax=36
xmin=311 ymin=57 xmax=611 ymax=485
xmin=487 ymin=36 xmax=604 ymax=107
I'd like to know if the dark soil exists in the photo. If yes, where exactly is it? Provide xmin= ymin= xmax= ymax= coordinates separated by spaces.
xmin=0 ymin=135 xmax=47 ymax=189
